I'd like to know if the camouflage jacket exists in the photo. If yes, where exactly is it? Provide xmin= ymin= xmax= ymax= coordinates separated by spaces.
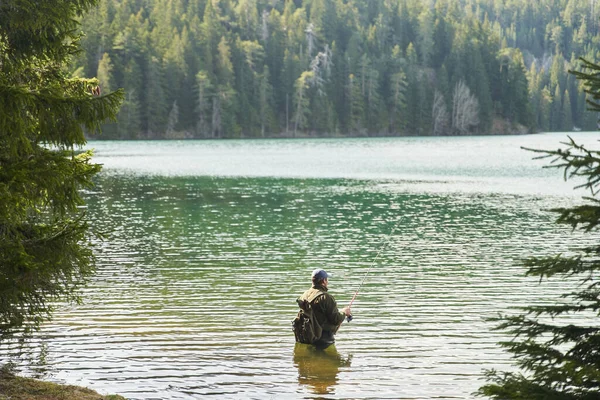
xmin=299 ymin=284 xmax=345 ymax=333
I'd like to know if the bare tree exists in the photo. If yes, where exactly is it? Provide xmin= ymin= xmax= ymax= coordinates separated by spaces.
xmin=452 ymin=80 xmax=479 ymax=135
xmin=432 ymin=90 xmax=449 ymax=135
xmin=309 ymin=45 xmax=333 ymax=96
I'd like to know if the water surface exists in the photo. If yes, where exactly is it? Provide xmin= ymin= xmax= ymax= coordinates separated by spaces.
xmin=2 ymin=132 xmax=599 ymax=399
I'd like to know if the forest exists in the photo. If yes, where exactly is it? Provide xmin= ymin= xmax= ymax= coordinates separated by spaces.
xmin=76 ymin=0 xmax=600 ymax=139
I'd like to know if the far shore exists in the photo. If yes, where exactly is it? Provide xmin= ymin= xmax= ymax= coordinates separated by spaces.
xmin=86 ymin=126 xmax=542 ymax=141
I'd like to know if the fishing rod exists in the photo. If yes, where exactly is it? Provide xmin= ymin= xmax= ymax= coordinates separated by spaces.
xmin=345 ymin=223 xmax=400 ymax=322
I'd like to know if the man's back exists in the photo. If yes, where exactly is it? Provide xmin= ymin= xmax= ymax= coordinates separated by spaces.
xmin=294 ymin=269 xmax=351 ymax=347
xmin=300 ymin=284 xmax=345 ymax=336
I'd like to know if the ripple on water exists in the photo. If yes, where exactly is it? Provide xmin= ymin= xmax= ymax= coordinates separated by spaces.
xmin=1 ymin=170 xmax=595 ymax=399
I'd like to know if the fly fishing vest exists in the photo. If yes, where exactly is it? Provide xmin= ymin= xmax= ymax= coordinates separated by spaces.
xmin=292 ymin=288 xmax=326 ymax=344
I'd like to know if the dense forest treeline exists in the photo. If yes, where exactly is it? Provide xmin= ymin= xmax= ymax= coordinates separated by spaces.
xmin=77 ymin=0 xmax=600 ymax=139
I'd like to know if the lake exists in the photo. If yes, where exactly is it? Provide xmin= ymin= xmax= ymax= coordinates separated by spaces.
xmin=2 ymin=132 xmax=599 ymax=399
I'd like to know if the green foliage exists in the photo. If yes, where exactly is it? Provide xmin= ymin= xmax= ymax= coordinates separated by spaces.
xmin=74 ymin=0 xmax=600 ymax=138
xmin=0 ymin=0 xmax=123 ymax=338
xmin=572 ymin=58 xmax=600 ymax=115
xmin=479 ymin=63 xmax=600 ymax=397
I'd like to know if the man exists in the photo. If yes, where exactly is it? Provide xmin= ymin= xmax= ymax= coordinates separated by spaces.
xmin=296 ymin=268 xmax=352 ymax=347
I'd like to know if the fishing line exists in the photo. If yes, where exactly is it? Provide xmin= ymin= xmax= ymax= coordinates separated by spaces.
xmin=346 ymin=221 xmax=400 ymax=322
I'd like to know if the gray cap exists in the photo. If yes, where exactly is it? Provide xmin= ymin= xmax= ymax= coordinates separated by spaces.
xmin=312 ymin=268 xmax=332 ymax=280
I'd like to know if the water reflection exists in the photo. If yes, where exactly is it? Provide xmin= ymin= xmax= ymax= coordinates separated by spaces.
xmin=3 ymin=169 xmax=594 ymax=399
xmin=293 ymin=343 xmax=352 ymax=395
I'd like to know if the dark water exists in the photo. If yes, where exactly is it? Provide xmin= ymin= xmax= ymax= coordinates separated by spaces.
xmin=2 ymin=133 xmax=599 ymax=399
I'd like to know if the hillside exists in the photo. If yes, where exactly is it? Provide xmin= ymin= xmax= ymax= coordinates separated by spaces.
xmin=75 ymin=0 xmax=600 ymax=139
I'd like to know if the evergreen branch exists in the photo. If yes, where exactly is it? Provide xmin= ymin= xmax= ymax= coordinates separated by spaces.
xmin=571 ymin=58 xmax=600 ymax=114
xmin=20 ymin=213 xmax=87 ymax=245
xmin=523 ymin=138 xmax=600 ymax=196
xmin=0 ymin=1 xmax=99 ymax=64
xmin=0 ymin=148 xmax=102 ymax=222
xmin=524 ymin=302 xmax=600 ymax=318
xmin=479 ymin=369 xmax=584 ymax=400
xmin=548 ymin=200 xmax=600 ymax=232
xmin=523 ymin=255 xmax=587 ymax=279
xmin=0 ymin=84 xmax=124 ymax=147
xmin=492 ymin=338 xmax=600 ymax=392
xmin=493 ymin=314 xmax=599 ymax=343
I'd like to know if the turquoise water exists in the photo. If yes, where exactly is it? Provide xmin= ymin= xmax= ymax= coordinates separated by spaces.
xmin=2 ymin=132 xmax=600 ymax=399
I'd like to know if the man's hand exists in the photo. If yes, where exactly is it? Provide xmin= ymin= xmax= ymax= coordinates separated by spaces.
xmin=342 ymin=307 xmax=352 ymax=317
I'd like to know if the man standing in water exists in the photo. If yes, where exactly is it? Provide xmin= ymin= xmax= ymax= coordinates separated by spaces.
xmin=295 ymin=269 xmax=352 ymax=347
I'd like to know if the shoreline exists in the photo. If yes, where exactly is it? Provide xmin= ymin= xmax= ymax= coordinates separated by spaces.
xmin=0 ymin=368 xmax=125 ymax=400
xmin=87 ymin=118 xmax=535 ymax=141
xmin=86 ymin=129 xmax=541 ymax=142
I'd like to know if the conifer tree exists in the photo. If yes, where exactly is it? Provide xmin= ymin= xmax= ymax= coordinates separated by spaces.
xmin=432 ymin=90 xmax=449 ymax=135
xmin=145 ymin=57 xmax=168 ymax=136
xmin=479 ymin=58 xmax=600 ymax=399
xmin=539 ymin=87 xmax=552 ymax=132
xmin=417 ymin=7 xmax=434 ymax=66
xmin=96 ymin=52 xmax=119 ymax=138
xmin=258 ymin=65 xmax=275 ymax=137
xmin=347 ymin=73 xmax=364 ymax=135
xmin=562 ymin=89 xmax=573 ymax=131
xmin=119 ymin=58 xmax=143 ymax=138
xmin=63 ymin=0 xmax=600 ymax=137
xmin=97 ymin=53 xmax=114 ymax=93
xmin=118 ymin=89 xmax=142 ymax=139
xmin=292 ymin=71 xmax=313 ymax=136
xmin=195 ymin=70 xmax=213 ymax=137
xmin=389 ymin=71 xmax=408 ymax=133
xmin=0 ymin=0 xmax=123 ymax=338
xmin=166 ymin=100 xmax=180 ymax=138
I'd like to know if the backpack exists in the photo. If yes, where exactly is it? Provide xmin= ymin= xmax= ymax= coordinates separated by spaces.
xmin=292 ymin=293 xmax=325 ymax=344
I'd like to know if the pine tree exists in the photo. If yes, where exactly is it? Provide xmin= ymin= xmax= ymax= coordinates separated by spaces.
xmin=0 ymin=0 xmax=123 ymax=338
xmin=258 ymin=65 xmax=275 ymax=137
xmin=539 ymin=87 xmax=552 ymax=132
xmin=119 ymin=58 xmax=143 ymax=139
xmin=417 ymin=7 xmax=434 ymax=66
xmin=145 ymin=56 xmax=168 ymax=137
xmin=97 ymin=53 xmax=114 ymax=93
xmin=195 ymin=70 xmax=213 ymax=138
xmin=292 ymin=71 xmax=313 ymax=136
xmin=97 ymin=52 xmax=119 ymax=138
xmin=551 ymin=84 xmax=563 ymax=131
xmin=347 ymin=73 xmax=365 ymax=135
xmin=214 ymin=37 xmax=237 ymax=138
xmin=166 ymin=100 xmax=180 ymax=138
xmin=364 ymin=61 xmax=382 ymax=133
xmin=66 ymin=0 xmax=599 ymax=137
xmin=163 ymin=30 xmax=187 ymax=128
xmin=118 ymin=89 xmax=142 ymax=139
xmin=479 ymin=59 xmax=600 ymax=400
xmin=528 ymin=61 xmax=542 ymax=131
xmin=389 ymin=71 xmax=408 ymax=134
xmin=235 ymin=0 xmax=259 ymax=40
xmin=404 ymin=43 xmax=421 ymax=134
xmin=562 ymin=89 xmax=573 ymax=131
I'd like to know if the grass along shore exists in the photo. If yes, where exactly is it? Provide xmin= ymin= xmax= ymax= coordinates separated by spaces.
xmin=0 ymin=367 xmax=125 ymax=400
